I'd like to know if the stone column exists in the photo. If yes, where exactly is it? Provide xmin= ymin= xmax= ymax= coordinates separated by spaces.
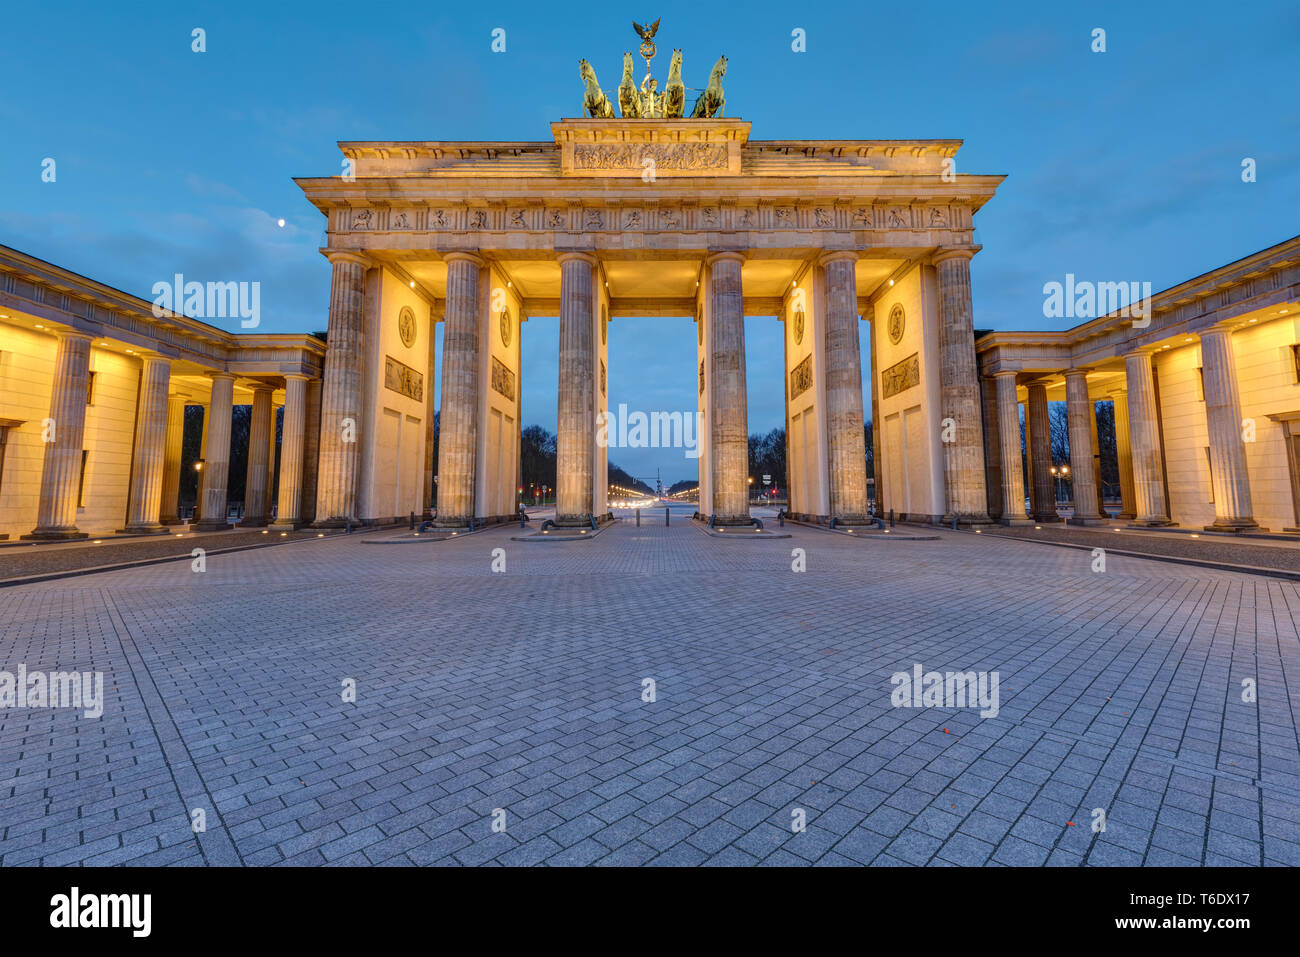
xmin=1065 ymin=369 xmax=1106 ymax=525
xmin=299 ymin=378 xmax=322 ymax=526
xmin=820 ymin=251 xmax=868 ymax=523
xmin=555 ymin=251 xmax=596 ymax=525
xmin=26 ymin=332 xmax=93 ymax=540
xmin=435 ymin=251 xmax=483 ymax=526
xmin=423 ymin=306 xmax=439 ymax=517
xmin=708 ymin=251 xmax=750 ymax=524
xmin=995 ymin=372 xmax=1031 ymax=523
xmin=313 ymin=252 xmax=368 ymax=526
xmin=1090 ymin=400 xmax=1105 ymax=516
xmin=160 ymin=392 xmax=186 ymax=524
xmin=195 ymin=373 xmax=235 ymax=531
xmin=1110 ymin=388 xmax=1136 ymax=520
xmin=980 ymin=376 xmax=1003 ymax=521
xmin=869 ymin=315 xmax=884 ymax=515
xmin=122 ymin=355 xmax=172 ymax=533
xmin=274 ymin=375 xmax=309 ymax=526
xmin=1026 ymin=381 xmax=1057 ymax=521
xmin=239 ymin=386 xmax=272 ymax=526
xmin=1200 ymin=327 xmax=1260 ymax=530
xmin=933 ymin=249 xmax=990 ymax=524
xmin=1124 ymin=351 xmax=1172 ymax=525
xmin=266 ymin=400 xmax=279 ymax=521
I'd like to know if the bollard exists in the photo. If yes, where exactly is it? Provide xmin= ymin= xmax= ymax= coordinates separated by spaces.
xmin=409 ymin=511 xmax=415 ymax=530
xmin=636 ymin=509 xmax=640 ymax=527
xmin=951 ymin=516 xmax=958 ymax=531
xmin=346 ymin=517 xmax=353 ymax=534
xmin=889 ymin=508 xmax=895 ymax=528
xmin=665 ymin=507 xmax=670 ymax=527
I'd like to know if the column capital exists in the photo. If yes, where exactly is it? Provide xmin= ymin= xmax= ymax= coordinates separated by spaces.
xmin=206 ymin=371 xmax=236 ymax=382
xmin=817 ymin=250 xmax=858 ymax=268
xmin=57 ymin=330 xmax=94 ymax=344
xmin=705 ymin=250 xmax=746 ymax=267
xmin=555 ymin=251 xmax=597 ymax=268
xmin=992 ymin=369 xmax=1019 ymax=380
xmin=283 ymin=372 xmax=312 ymax=383
xmin=931 ymin=246 xmax=978 ymax=267
xmin=325 ymin=250 xmax=370 ymax=269
xmin=1062 ymin=367 xmax=1091 ymax=381
xmin=442 ymin=251 xmax=485 ymax=268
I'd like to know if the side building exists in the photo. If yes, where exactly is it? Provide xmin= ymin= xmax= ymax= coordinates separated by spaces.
xmin=977 ymin=235 xmax=1300 ymax=532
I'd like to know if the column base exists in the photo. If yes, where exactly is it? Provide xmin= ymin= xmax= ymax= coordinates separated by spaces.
xmin=312 ymin=517 xmax=356 ymax=529
xmin=21 ymin=529 xmax=89 ymax=541
xmin=272 ymin=517 xmax=304 ymax=529
xmin=1031 ymin=512 xmax=1063 ymax=523
xmin=708 ymin=514 xmax=755 ymax=527
xmin=1130 ymin=519 xmax=1176 ymax=527
xmin=161 ymin=516 xmax=184 ymax=526
xmin=117 ymin=524 xmax=168 ymax=535
xmin=1068 ymin=516 xmax=1110 ymax=526
xmin=1205 ymin=521 xmax=1266 ymax=533
xmin=1117 ymin=512 xmax=1137 ymax=521
xmin=238 ymin=518 xmax=270 ymax=528
xmin=942 ymin=513 xmax=994 ymax=528
xmin=192 ymin=520 xmax=234 ymax=532
xmin=998 ymin=516 xmax=1036 ymax=526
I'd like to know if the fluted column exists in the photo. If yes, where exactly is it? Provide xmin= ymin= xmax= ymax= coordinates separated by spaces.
xmin=435 ymin=252 xmax=483 ymax=526
xmin=1026 ymin=381 xmax=1057 ymax=521
xmin=313 ymin=252 xmax=368 ymax=526
xmin=160 ymin=392 xmax=186 ymax=524
xmin=266 ymin=400 xmax=279 ymax=521
xmin=980 ymin=376 xmax=1003 ymax=521
xmin=934 ymin=249 xmax=990 ymax=524
xmin=122 ymin=355 xmax=171 ymax=533
xmin=1123 ymin=352 xmax=1171 ymax=525
xmin=1065 ymin=370 xmax=1106 ymax=525
xmin=708 ymin=251 xmax=750 ymax=524
xmin=995 ymin=372 xmax=1031 ymax=523
xmin=274 ymin=375 xmax=309 ymax=526
xmin=1201 ymin=327 xmax=1260 ymax=530
xmin=26 ymin=332 xmax=93 ymax=540
xmin=300 ymin=378 xmax=322 ymax=525
xmin=240 ymin=386 xmax=272 ymax=526
xmin=423 ymin=307 xmax=439 ymax=516
xmin=1111 ymin=389 xmax=1136 ymax=519
xmin=195 ymin=373 xmax=235 ymax=531
xmin=555 ymin=252 xmax=596 ymax=525
xmin=819 ymin=252 xmax=869 ymax=523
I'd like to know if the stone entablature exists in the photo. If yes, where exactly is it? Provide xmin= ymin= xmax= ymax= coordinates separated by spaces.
xmin=0 ymin=245 xmax=325 ymax=377
xmin=977 ymin=236 xmax=1300 ymax=375
xmin=298 ymin=119 xmax=1000 ymax=257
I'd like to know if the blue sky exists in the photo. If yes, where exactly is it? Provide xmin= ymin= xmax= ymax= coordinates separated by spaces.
xmin=2 ymin=0 xmax=1296 ymax=483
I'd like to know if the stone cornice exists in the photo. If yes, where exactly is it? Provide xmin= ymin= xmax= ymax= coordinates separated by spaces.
xmin=976 ymin=235 xmax=1300 ymax=372
xmin=0 ymin=244 xmax=326 ymax=376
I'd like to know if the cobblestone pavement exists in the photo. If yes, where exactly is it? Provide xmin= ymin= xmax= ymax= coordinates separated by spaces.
xmin=1 ymin=520 xmax=1298 ymax=866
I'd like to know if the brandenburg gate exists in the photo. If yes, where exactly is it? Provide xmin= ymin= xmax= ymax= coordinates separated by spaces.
xmin=294 ymin=35 xmax=1003 ymax=530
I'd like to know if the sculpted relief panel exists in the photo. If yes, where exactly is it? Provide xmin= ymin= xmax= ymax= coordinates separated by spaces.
xmin=572 ymin=143 xmax=729 ymax=172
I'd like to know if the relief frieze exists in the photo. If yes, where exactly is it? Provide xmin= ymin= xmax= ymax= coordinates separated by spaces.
xmin=881 ymin=353 xmax=920 ymax=399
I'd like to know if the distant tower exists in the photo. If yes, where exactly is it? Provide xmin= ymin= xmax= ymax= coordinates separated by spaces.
xmin=656 ymin=469 xmax=663 ymax=498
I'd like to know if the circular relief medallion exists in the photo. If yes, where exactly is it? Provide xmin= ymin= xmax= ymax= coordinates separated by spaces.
xmin=499 ymin=308 xmax=512 ymax=348
xmin=793 ymin=308 xmax=806 ymax=346
xmin=888 ymin=303 xmax=906 ymax=345
xmin=601 ymin=304 xmax=608 ymax=345
xmin=397 ymin=306 xmax=416 ymax=348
